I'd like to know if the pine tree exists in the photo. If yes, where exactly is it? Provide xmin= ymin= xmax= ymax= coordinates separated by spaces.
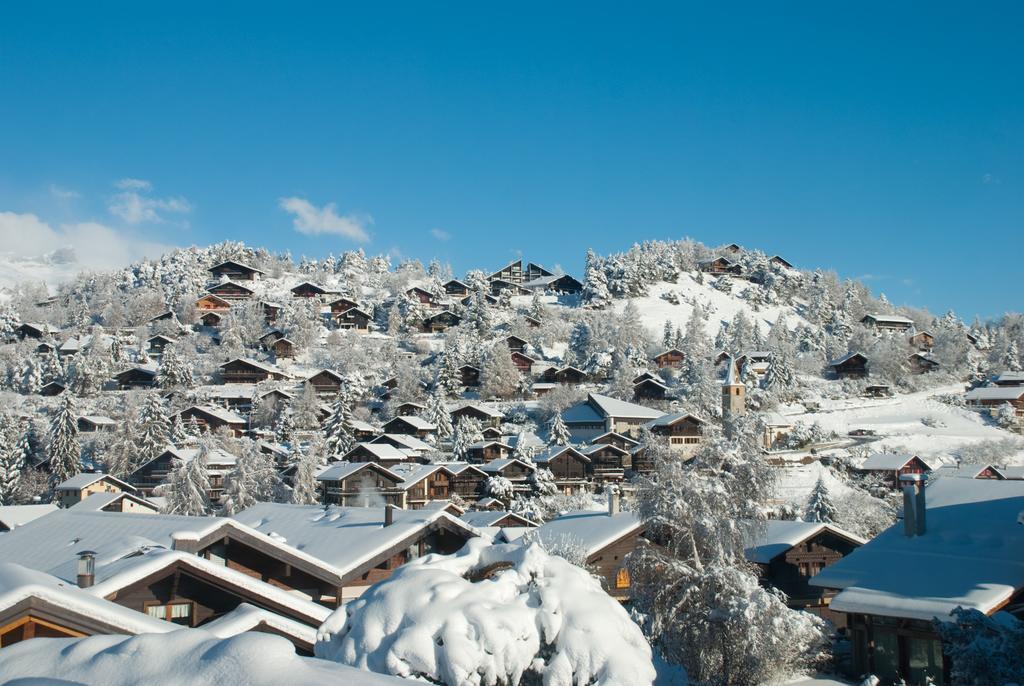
xmin=451 ymin=417 xmax=483 ymax=461
xmin=164 ymin=438 xmax=213 ymax=516
xmin=435 ymin=345 xmax=462 ymax=397
xmin=528 ymin=292 xmax=545 ymax=321
xmin=1004 ymin=341 xmax=1021 ymax=371
xmin=805 ymin=476 xmax=838 ymax=524
xmin=763 ymin=346 xmax=796 ymax=399
xmin=290 ymin=444 xmax=320 ymax=505
xmin=221 ymin=447 xmax=258 ymax=515
xmin=426 ymin=389 xmax=454 ymax=440
xmin=47 ymin=393 xmax=81 ymax=485
xmin=581 ymin=249 xmax=612 ymax=308
xmin=0 ymin=414 xmax=25 ymax=505
xmin=547 ymin=412 xmax=571 ymax=446
xmin=136 ymin=393 xmax=171 ymax=466
xmin=323 ymin=388 xmax=355 ymax=456
xmin=274 ymin=412 xmax=295 ymax=444
xmin=20 ymin=358 xmax=42 ymax=395
xmin=185 ymin=415 xmax=203 ymax=439
xmin=170 ymin=414 xmax=189 ymax=445
xmin=157 ymin=345 xmax=194 ymax=389
xmin=105 ymin=410 xmax=140 ymax=478
xmin=480 ymin=347 xmax=521 ymax=400
xmin=663 ymin=320 xmax=675 ymax=349
xmin=290 ymin=382 xmax=323 ymax=430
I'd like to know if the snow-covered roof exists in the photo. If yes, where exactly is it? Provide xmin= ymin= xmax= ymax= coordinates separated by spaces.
xmin=231 ymin=503 xmax=479 ymax=575
xmin=859 ymin=453 xmax=930 ymax=471
xmin=78 ymin=415 xmax=117 ymax=426
xmin=531 ymin=510 xmax=643 ymax=557
xmin=200 ymin=601 xmax=318 ymax=648
xmin=371 ymin=433 xmax=433 ymax=452
xmin=644 ymin=411 xmax=706 ymax=429
xmin=460 ymin=510 xmax=538 ymax=529
xmin=533 ymin=445 xmax=590 ymax=464
xmin=0 ymin=562 xmax=180 ymax=635
xmin=931 ymin=464 xmax=1004 ymax=480
xmin=209 ymin=259 xmax=265 ymax=274
xmin=744 ymin=520 xmax=865 ymax=565
xmin=586 ymin=393 xmax=664 ymax=420
xmin=384 ymin=415 xmax=436 ymax=431
xmin=995 ymin=371 xmax=1024 ymax=384
xmin=343 ymin=442 xmax=408 ymax=461
xmin=965 ymin=386 xmax=1024 ymax=402
xmin=315 ymin=461 xmax=401 ymax=483
xmin=480 ymin=458 xmax=535 ymax=474
xmin=55 ymin=472 xmax=135 ymax=492
xmin=449 ymin=402 xmax=505 ymax=419
xmin=220 ymin=357 xmax=287 ymax=375
xmin=811 ymin=478 xmax=1024 ymax=621
xmin=0 ymin=504 xmax=58 ymax=530
xmin=181 ymin=404 xmax=248 ymax=425
xmin=827 ymin=351 xmax=867 ymax=367
xmin=68 ymin=492 xmax=158 ymax=512
xmin=390 ymin=463 xmax=447 ymax=489
xmin=862 ymin=313 xmax=915 ymax=325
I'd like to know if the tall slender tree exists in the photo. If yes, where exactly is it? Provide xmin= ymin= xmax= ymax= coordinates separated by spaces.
xmin=47 ymin=393 xmax=81 ymax=485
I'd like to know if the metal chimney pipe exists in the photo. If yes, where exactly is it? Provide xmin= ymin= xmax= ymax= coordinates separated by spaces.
xmin=608 ymin=487 xmax=620 ymax=517
xmin=384 ymin=503 xmax=397 ymax=527
xmin=900 ymin=474 xmax=928 ymax=537
xmin=914 ymin=474 xmax=928 ymax=536
xmin=901 ymin=480 xmax=917 ymax=537
xmin=76 ymin=550 xmax=97 ymax=588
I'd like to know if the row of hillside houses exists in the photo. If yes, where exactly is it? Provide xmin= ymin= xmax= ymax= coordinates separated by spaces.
xmin=964 ymin=370 xmax=1024 ymax=424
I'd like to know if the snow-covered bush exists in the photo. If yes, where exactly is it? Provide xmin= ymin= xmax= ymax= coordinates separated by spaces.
xmin=316 ymin=539 xmax=655 ymax=686
xmin=934 ymin=608 xmax=1024 ymax=686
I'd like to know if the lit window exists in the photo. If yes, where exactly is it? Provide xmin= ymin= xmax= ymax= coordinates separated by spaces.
xmin=615 ymin=568 xmax=631 ymax=589
xmin=145 ymin=602 xmax=193 ymax=626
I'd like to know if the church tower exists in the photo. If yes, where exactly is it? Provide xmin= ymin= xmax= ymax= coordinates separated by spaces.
xmin=722 ymin=355 xmax=746 ymax=419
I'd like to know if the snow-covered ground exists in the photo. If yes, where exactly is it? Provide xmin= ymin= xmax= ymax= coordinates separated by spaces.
xmin=613 ymin=274 xmax=805 ymax=338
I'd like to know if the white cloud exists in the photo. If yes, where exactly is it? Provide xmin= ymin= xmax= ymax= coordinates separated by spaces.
xmin=115 ymin=178 xmax=152 ymax=191
xmin=108 ymin=179 xmax=190 ymax=224
xmin=0 ymin=211 xmax=175 ymax=278
xmin=430 ymin=228 xmax=451 ymax=241
xmin=278 ymin=197 xmax=371 ymax=243
xmin=48 ymin=184 xmax=80 ymax=201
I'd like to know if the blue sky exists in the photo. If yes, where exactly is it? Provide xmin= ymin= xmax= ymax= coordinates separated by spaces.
xmin=0 ymin=2 xmax=1020 ymax=320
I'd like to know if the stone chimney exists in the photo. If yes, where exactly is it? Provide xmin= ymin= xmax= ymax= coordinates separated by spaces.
xmin=607 ymin=487 xmax=620 ymax=517
xmin=900 ymin=473 xmax=928 ymax=537
xmin=76 ymin=550 xmax=96 ymax=588
xmin=384 ymin=503 xmax=399 ymax=527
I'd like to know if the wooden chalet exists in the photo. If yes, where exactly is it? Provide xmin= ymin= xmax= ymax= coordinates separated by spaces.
xmin=505 ymin=335 xmax=528 ymax=353
xmin=208 ymin=260 xmax=264 ymax=281
xmin=39 ymin=381 xmax=66 ymax=396
xmin=450 ymin=403 xmax=504 ymax=429
xmin=146 ymin=334 xmax=174 ymax=355
xmin=206 ymin=281 xmax=254 ymax=300
xmin=220 ymin=358 xmax=288 ymax=384
xmin=148 ymin=310 xmax=177 ymax=325
xmin=827 ymin=352 xmax=869 ymax=379
xmin=307 ymin=369 xmax=344 ymax=397
xmin=16 ymin=323 xmax=56 ymax=340
xmin=524 ymin=315 xmax=542 ymax=328
xmin=579 ymin=443 xmax=630 ymax=482
xmin=54 ymin=473 xmax=136 ymax=509
xmin=195 ymin=293 xmax=231 ymax=313
xmin=745 ymin=520 xmax=864 ymax=626
xmin=381 ymin=415 xmax=436 ymax=439
xmin=964 ymin=386 xmax=1024 ymax=419
xmin=405 ymin=286 xmax=438 ymax=307
xmin=525 ymin=262 xmax=553 ymax=282
xmin=290 ymin=282 xmax=332 ymax=298
xmin=260 ymin=301 xmax=282 ymax=323
xmin=488 ymin=278 xmax=530 ymax=296
xmin=861 ymin=313 xmax=915 ymax=333
xmin=633 ymin=377 xmax=669 ymax=400
xmin=864 ymin=384 xmax=893 ymax=398
xmin=908 ymin=331 xmax=934 ymax=351
xmin=327 ymin=297 xmax=360 ymax=315
xmin=333 ymin=307 xmax=371 ymax=332
xmin=76 ymin=415 xmax=117 ymax=433
xmin=993 ymin=371 xmax=1024 ymax=387
xmin=458 ymin=364 xmax=481 ymax=387
xmin=443 ymin=463 xmax=488 ymax=502
xmin=521 ymin=273 xmax=584 ymax=294
xmin=644 ymin=412 xmax=706 ymax=457
xmin=561 ymin=393 xmax=665 ymax=439
xmin=394 ymin=401 xmax=427 ymax=417
xmin=113 ymin=367 xmax=157 ymax=390
xmin=466 ymin=441 xmax=513 ymax=464
xmin=340 ymin=443 xmax=414 ymax=466
xmin=269 ymin=337 xmax=296 ymax=359
xmin=177 ymin=406 xmax=248 ymax=437
xmin=698 ymin=256 xmax=742 ymax=276
xmin=317 ymin=462 xmax=404 ymax=507
xmin=653 ymin=348 xmax=685 ymax=369
xmin=908 ymin=353 xmax=940 ymax=375
xmin=534 ymin=446 xmax=591 ymax=492
xmin=554 ymin=366 xmax=586 ymax=385
xmin=769 ymin=255 xmax=794 ymax=269
xmin=443 ymin=279 xmax=469 ymax=297
xmin=488 ymin=259 xmax=524 ymax=285
xmin=857 ymin=453 xmax=932 ymax=489
xmin=532 ymin=498 xmax=644 ymax=601
xmin=480 ymin=459 xmax=535 ymax=493
xmin=199 ymin=311 xmax=223 ymax=327
xmin=509 ymin=351 xmax=535 ymax=374
xmin=130 ymin=445 xmax=240 ymax=499
xmin=390 ymin=464 xmax=455 ymax=509
xmin=423 ymin=310 xmax=461 ymax=333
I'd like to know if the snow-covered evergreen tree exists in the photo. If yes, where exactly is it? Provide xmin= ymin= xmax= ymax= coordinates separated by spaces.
xmin=804 ymin=476 xmax=838 ymax=524
xmin=480 ymin=346 xmax=521 ymax=400
xmin=581 ymin=249 xmax=612 ymax=308
xmin=426 ymin=388 xmax=454 ymax=440
xmin=451 ymin=417 xmax=483 ymax=461
xmin=157 ymin=345 xmax=194 ymax=388
xmin=547 ymin=412 xmax=571 ymax=446
xmin=164 ymin=438 xmax=213 ymax=516
xmin=323 ymin=388 xmax=355 ymax=456
xmin=290 ymin=445 xmax=321 ymax=505
xmin=290 ymin=382 xmax=323 ymax=430
xmin=47 ymin=393 xmax=81 ymax=485
xmin=0 ymin=414 xmax=25 ymax=505
xmin=485 ymin=475 xmax=514 ymax=502
xmin=135 ymin=393 xmax=171 ymax=466
xmin=435 ymin=344 xmax=462 ymax=397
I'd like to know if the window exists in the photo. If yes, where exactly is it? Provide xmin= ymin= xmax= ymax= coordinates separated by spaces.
xmin=615 ymin=568 xmax=631 ymax=589
xmin=145 ymin=602 xmax=193 ymax=626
